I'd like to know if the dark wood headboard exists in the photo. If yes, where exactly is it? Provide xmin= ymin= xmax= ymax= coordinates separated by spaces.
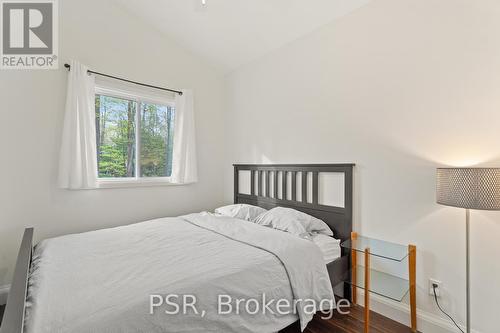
xmin=233 ymin=164 xmax=354 ymax=242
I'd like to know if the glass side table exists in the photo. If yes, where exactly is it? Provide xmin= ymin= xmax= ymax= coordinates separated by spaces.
xmin=341 ymin=232 xmax=417 ymax=333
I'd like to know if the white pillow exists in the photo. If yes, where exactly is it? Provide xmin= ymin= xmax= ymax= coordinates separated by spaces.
xmin=215 ymin=204 xmax=267 ymax=221
xmin=253 ymin=207 xmax=333 ymax=236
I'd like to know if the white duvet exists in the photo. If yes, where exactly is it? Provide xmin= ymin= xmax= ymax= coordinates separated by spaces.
xmin=25 ymin=212 xmax=334 ymax=333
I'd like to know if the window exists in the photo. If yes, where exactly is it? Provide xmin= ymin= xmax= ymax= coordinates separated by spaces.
xmin=94 ymin=87 xmax=175 ymax=185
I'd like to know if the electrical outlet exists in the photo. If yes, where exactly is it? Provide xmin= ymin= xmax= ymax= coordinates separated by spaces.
xmin=429 ymin=278 xmax=442 ymax=297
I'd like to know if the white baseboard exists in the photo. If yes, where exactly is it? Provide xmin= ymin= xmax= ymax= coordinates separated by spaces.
xmin=356 ymin=290 xmax=481 ymax=333
xmin=0 ymin=284 xmax=10 ymax=305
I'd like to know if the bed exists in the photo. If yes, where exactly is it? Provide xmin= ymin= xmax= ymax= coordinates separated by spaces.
xmin=0 ymin=164 xmax=354 ymax=333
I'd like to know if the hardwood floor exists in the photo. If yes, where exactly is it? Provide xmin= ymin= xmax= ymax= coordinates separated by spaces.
xmin=281 ymin=305 xmax=418 ymax=333
xmin=0 ymin=303 xmax=415 ymax=332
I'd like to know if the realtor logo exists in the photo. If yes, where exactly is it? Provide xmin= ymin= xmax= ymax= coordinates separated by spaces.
xmin=1 ymin=0 xmax=58 ymax=69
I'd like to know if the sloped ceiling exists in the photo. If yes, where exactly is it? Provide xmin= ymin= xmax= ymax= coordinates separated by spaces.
xmin=113 ymin=0 xmax=371 ymax=73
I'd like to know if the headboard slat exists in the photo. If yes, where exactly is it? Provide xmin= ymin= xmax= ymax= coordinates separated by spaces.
xmin=282 ymin=171 xmax=287 ymax=200
xmin=302 ymin=172 xmax=307 ymax=203
xmin=312 ymin=171 xmax=319 ymax=204
xmin=250 ymin=171 xmax=255 ymax=196
xmin=256 ymin=171 xmax=261 ymax=196
xmin=264 ymin=171 xmax=268 ymax=197
xmin=273 ymin=171 xmax=278 ymax=199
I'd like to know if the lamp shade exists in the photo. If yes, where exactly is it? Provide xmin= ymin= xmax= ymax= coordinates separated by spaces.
xmin=436 ymin=168 xmax=500 ymax=210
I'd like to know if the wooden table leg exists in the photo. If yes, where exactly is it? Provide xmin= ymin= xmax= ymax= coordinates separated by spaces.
xmin=409 ymin=245 xmax=417 ymax=332
xmin=364 ymin=247 xmax=370 ymax=333
xmin=351 ymin=232 xmax=358 ymax=305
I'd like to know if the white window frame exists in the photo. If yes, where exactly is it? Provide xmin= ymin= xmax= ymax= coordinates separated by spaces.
xmin=94 ymin=86 xmax=177 ymax=188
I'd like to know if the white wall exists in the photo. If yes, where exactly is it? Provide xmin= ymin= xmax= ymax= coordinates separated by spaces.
xmin=0 ymin=0 xmax=226 ymax=288
xmin=224 ymin=0 xmax=500 ymax=332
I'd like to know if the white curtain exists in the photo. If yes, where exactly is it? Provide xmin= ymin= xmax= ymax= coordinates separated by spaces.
xmin=171 ymin=89 xmax=198 ymax=184
xmin=58 ymin=60 xmax=98 ymax=189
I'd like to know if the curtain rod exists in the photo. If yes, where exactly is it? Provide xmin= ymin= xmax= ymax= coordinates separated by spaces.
xmin=63 ymin=63 xmax=183 ymax=95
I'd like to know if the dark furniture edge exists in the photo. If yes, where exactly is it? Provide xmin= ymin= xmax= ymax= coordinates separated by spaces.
xmin=0 ymin=228 xmax=34 ymax=333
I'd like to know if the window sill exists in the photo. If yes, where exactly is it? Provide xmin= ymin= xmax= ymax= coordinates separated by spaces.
xmin=97 ymin=178 xmax=181 ymax=189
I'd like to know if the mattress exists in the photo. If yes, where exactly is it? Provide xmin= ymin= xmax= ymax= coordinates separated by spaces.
xmin=25 ymin=213 xmax=334 ymax=333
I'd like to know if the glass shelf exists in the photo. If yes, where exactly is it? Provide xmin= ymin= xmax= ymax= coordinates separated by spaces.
xmin=345 ymin=265 xmax=410 ymax=302
xmin=341 ymin=236 xmax=409 ymax=262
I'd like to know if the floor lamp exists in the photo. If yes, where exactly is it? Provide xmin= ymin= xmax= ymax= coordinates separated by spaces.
xmin=436 ymin=168 xmax=500 ymax=333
